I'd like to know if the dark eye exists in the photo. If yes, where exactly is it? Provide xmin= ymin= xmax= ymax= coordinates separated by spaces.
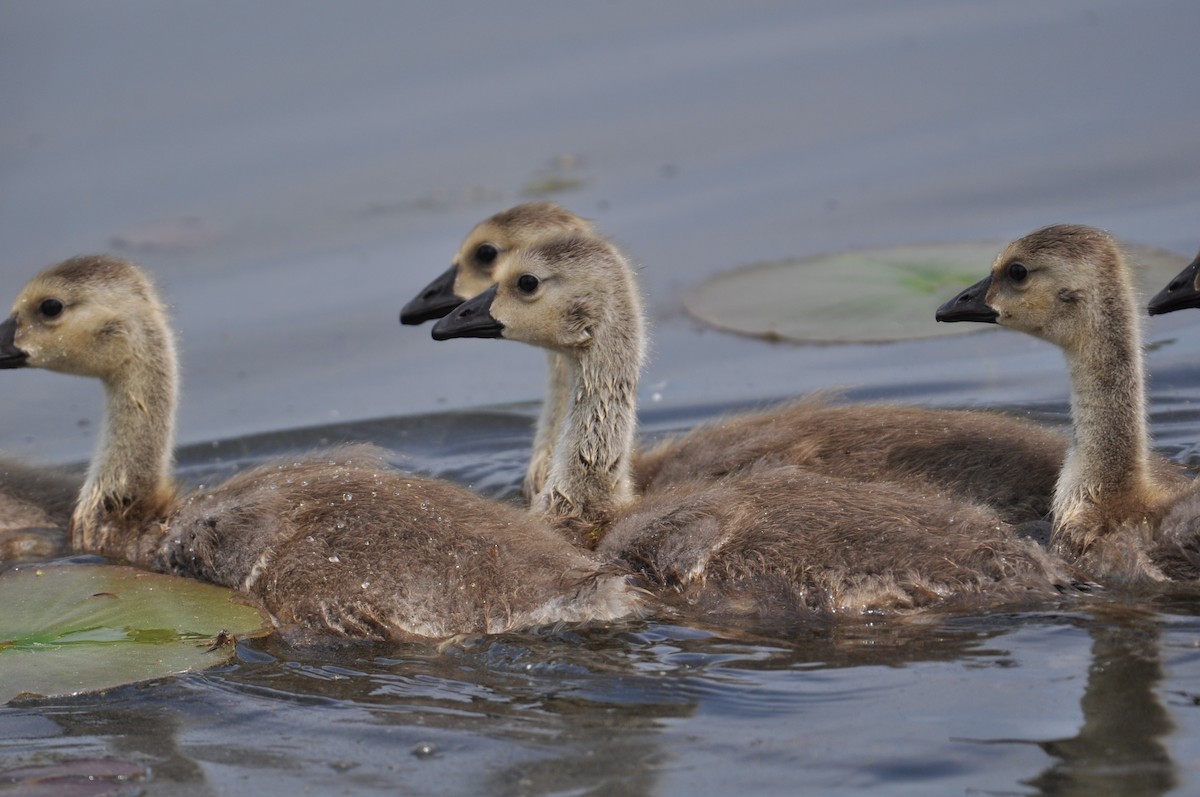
xmin=39 ymin=298 xmax=64 ymax=318
xmin=1007 ymin=262 xmax=1028 ymax=282
xmin=475 ymin=244 xmax=499 ymax=264
xmin=516 ymin=274 xmax=540 ymax=294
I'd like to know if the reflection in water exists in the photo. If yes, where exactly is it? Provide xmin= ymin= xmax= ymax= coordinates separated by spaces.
xmin=1029 ymin=606 xmax=1176 ymax=797
xmin=0 ymin=589 xmax=1191 ymax=794
xmin=0 ymin=613 xmax=1044 ymax=794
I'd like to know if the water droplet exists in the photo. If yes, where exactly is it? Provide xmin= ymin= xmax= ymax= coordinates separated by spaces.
xmin=412 ymin=742 xmax=437 ymax=758
xmin=361 ymin=581 xmax=370 ymax=589
xmin=335 ymin=521 xmax=346 ymax=529
xmin=328 ymin=555 xmax=341 ymax=563
xmin=343 ymin=493 xmax=353 ymax=502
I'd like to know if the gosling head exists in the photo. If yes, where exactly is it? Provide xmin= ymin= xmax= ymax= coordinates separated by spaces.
xmin=0 ymin=255 xmax=168 ymax=382
xmin=400 ymin=202 xmax=595 ymax=325
xmin=431 ymin=233 xmax=639 ymax=354
xmin=1147 ymin=248 xmax=1200 ymax=316
xmin=936 ymin=224 xmax=1129 ymax=352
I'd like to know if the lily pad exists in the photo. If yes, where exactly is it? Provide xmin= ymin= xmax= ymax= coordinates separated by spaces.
xmin=684 ymin=242 xmax=1190 ymax=344
xmin=0 ymin=564 xmax=270 ymax=703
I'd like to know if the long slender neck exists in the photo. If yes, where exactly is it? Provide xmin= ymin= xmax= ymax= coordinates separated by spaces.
xmin=73 ymin=324 xmax=179 ymax=562
xmin=536 ymin=302 xmax=643 ymax=541
xmin=523 ymin=350 xmax=570 ymax=502
xmin=1053 ymin=293 xmax=1153 ymax=526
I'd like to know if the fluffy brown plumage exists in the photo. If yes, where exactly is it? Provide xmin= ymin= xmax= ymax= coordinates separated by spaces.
xmin=634 ymin=398 xmax=1067 ymax=524
xmin=938 ymin=224 xmax=1195 ymax=582
xmin=602 ymin=464 xmax=1076 ymax=619
xmin=0 ymin=255 xmax=642 ymax=640
xmin=164 ymin=448 xmax=639 ymax=640
xmin=434 ymin=232 xmax=1082 ymax=619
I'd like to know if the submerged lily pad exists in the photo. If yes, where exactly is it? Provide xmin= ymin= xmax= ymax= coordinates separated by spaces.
xmin=0 ymin=564 xmax=270 ymax=703
xmin=684 ymin=242 xmax=1189 ymax=344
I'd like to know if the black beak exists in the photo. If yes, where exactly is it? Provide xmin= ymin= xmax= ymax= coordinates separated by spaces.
xmin=935 ymin=275 xmax=999 ymax=324
xmin=1147 ymin=252 xmax=1200 ymax=316
xmin=400 ymin=266 xmax=465 ymax=325
xmin=0 ymin=315 xmax=28 ymax=369
xmin=431 ymin=285 xmax=505 ymax=340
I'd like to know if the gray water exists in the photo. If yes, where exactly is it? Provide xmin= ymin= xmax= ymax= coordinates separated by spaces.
xmin=3 ymin=2 xmax=1200 ymax=794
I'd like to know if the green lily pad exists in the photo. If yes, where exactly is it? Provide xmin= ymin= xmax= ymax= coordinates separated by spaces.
xmin=683 ymin=242 xmax=1190 ymax=344
xmin=0 ymin=564 xmax=270 ymax=703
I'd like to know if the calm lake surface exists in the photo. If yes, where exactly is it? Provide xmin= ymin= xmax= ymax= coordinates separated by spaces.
xmin=3 ymin=2 xmax=1200 ymax=794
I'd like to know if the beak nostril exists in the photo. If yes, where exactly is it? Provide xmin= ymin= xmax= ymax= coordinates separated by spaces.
xmin=1169 ymin=279 xmax=1183 ymax=291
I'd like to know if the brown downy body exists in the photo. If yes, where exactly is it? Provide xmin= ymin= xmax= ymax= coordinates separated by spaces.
xmin=165 ymin=448 xmax=639 ymax=640
xmin=602 ymin=463 xmax=1077 ymax=620
xmin=1 ymin=255 xmax=642 ymax=641
xmin=434 ymin=233 xmax=1083 ymax=620
xmin=634 ymin=398 xmax=1068 ymax=524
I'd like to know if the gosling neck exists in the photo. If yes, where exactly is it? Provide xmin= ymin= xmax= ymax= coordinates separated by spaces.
xmin=1053 ymin=291 xmax=1153 ymax=527
xmin=536 ymin=299 xmax=645 ymax=542
xmin=73 ymin=323 xmax=179 ymax=562
xmin=523 ymin=350 xmax=570 ymax=502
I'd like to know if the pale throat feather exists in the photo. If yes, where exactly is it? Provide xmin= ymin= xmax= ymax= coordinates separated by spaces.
xmin=73 ymin=321 xmax=179 ymax=553
xmin=1052 ymin=288 xmax=1151 ymax=530
xmin=536 ymin=290 xmax=644 ymax=527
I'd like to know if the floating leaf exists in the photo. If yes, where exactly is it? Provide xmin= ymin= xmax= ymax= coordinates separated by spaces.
xmin=684 ymin=242 xmax=1189 ymax=344
xmin=0 ymin=564 xmax=270 ymax=703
